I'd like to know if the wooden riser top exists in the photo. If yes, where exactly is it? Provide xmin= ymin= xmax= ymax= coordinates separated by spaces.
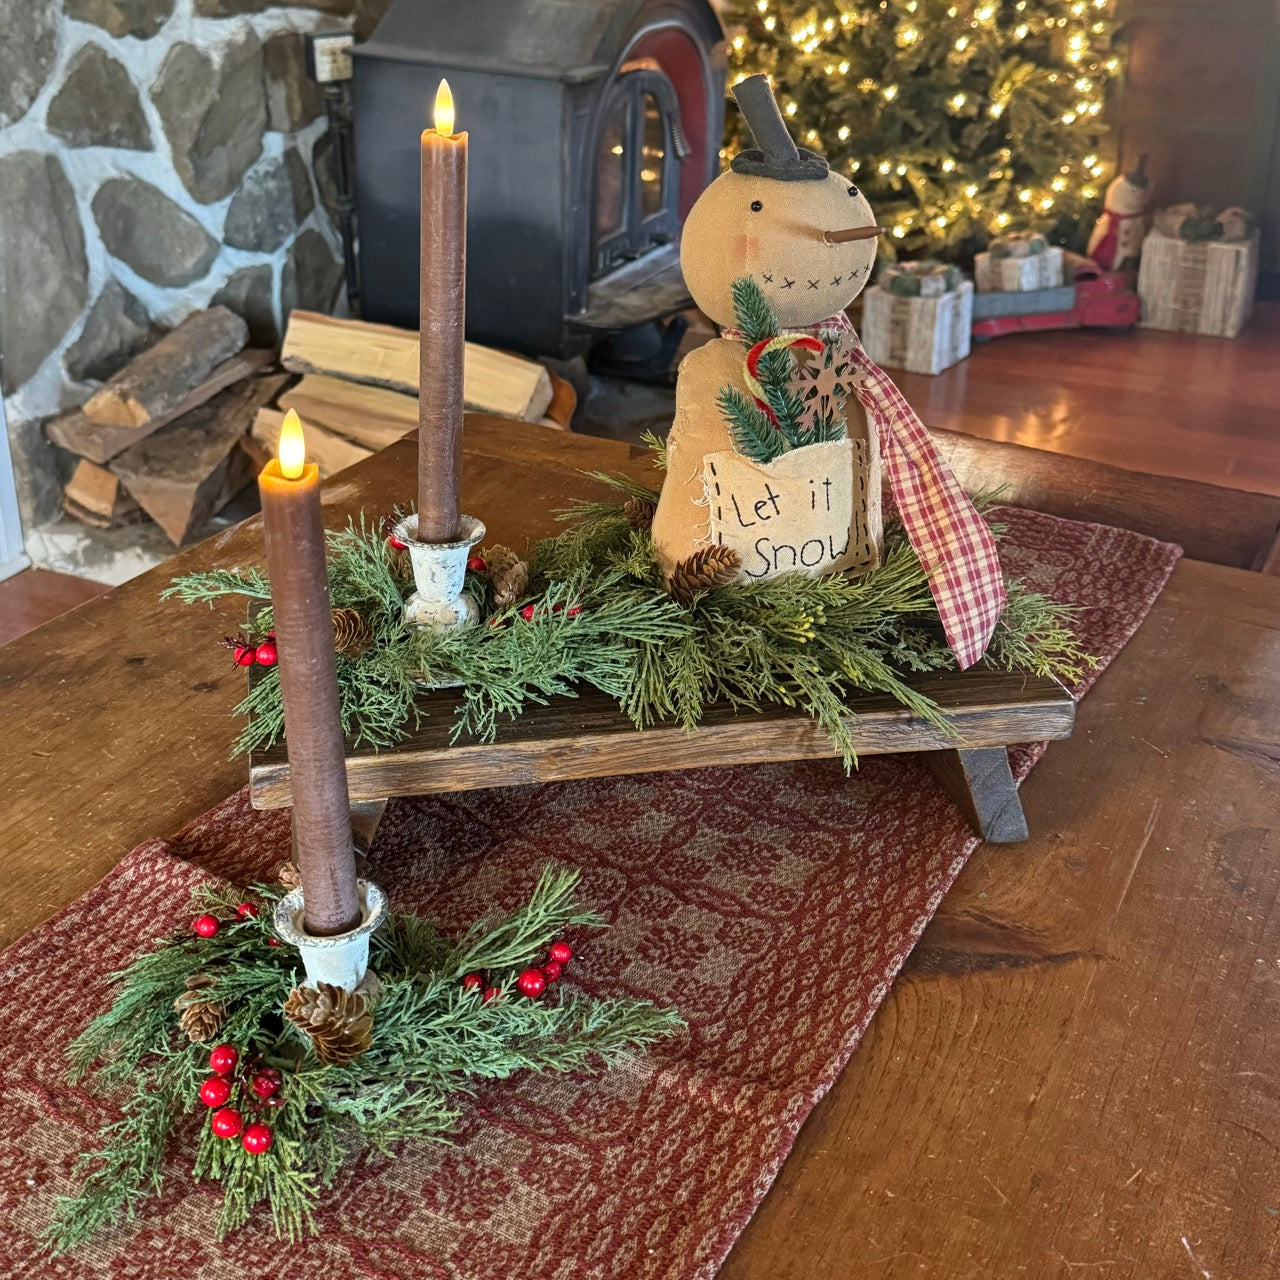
xmin=248 ymin=672 xmax=1075 ymax=809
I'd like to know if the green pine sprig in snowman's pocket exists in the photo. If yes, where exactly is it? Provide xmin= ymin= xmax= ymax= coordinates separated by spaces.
xmin=716 ymin=276 xmax=846 ymax=465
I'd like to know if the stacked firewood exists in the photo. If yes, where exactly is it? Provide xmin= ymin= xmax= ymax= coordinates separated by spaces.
xmin=255 ymin=310 xmax=573 ymax=474
xmin=47 ymin=307 xmax=574 ymax=549
xmin=48 ymin=307 xmax=284 ymax=546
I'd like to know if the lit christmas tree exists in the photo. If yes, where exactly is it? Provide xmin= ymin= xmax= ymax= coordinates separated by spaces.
xmin=724 ymin=0 xmax=1124 ymax=259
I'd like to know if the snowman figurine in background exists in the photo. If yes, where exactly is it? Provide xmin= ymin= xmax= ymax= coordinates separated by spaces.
xmin=1087 ymin=154 xmax=1150 ymax=272
xmin=653 ymin=74 xmax=1006 ymax=670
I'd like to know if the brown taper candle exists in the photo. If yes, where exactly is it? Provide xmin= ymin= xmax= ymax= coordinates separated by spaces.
xmin=417 ymin=78 xmax=468 ymax=543
xmin=258 ymin=409 xmax=361 ymax=936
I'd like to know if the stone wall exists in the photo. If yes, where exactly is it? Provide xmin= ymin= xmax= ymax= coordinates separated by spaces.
xmin=0 ymin=0 xmax=390 ymax=533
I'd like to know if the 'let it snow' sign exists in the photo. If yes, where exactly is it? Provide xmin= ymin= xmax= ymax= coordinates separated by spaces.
xmin=704 ymin=438 xmax=879 ymax=579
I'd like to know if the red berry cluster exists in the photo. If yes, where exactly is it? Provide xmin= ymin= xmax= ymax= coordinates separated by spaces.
xmin=190 ymin=901 xmax=261 ymax=939
xmin=467 ymin=554 xmax=488 ymax=573
xmin=462 ymin=939 xmax=573 ymax=1004
xmin=201 ymin=1044 xmax=283 ymax=1155
xmin=518 ymin=602 xmax=584 ymax=623
xmin=222 ymin=630 xmax=277 ymax=668
xmin=386 ymin=533 xmax=408 ymax=552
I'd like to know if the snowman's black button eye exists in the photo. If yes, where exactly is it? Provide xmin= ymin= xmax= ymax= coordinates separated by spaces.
xmin=848 ymin=185 xmax=860 ymax=197
xmin=750 ymin=200 xmax=763 ymax=212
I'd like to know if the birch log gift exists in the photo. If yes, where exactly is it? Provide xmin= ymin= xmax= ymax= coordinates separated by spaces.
xmin=653 ymin=74 xmax=1005 ymax=669
xmin=1137 ymin=215 xmax=1259 ymax=338
xmin=860 ymin=276 xmax=973 ymax=376
xmin=973 ymin=233 xmax=1065 ymax=293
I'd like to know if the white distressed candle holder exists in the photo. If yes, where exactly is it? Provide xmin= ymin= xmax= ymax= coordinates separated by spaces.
xmin=273 ymin=879 xmax=387 ymax=992
xmin=394 ymin=513 xmax=485 ymax=632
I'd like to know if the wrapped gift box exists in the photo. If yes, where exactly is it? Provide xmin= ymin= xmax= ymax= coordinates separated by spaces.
xmin=1137 ymin=228 xmax=1259 ymax=338
xmin=974 ymin=245 xmax=1064 ymax=293
xmin=860 ymin=279 xmax=973 ymax=375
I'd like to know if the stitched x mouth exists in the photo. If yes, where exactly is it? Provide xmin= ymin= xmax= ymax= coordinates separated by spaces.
xmin=758 ymin=264 xmax=867 ymax=291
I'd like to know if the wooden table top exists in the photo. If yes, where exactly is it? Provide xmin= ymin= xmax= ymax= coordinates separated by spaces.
xmin=2 ymin=417 xmax=1277 ymax=1279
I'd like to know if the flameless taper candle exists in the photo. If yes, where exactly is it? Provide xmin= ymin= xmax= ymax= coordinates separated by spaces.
xmin=417 ymin=78 xmax=468 ymax=543
xmin=258 ymin=409 xmax=361 ymax=937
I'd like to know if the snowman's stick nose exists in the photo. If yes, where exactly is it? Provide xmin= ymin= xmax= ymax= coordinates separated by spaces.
xmin=824 ymin=225 xmax=888 ymax=244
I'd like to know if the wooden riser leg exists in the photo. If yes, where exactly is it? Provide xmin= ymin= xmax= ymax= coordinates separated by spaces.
xmin=923 ymin=747 xmax=1029 ymax=843
xmin=350 ymin=799 xmax=389 ymax=858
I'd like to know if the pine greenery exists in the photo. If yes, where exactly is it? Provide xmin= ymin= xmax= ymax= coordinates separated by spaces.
xmin=725 ymin=0 xmax=1123 ymax=259
xmin=719 ymin=278 xmax=846 ymax=463
xmin=48 ymin=870 xmax=680 ymax=1251
xmin=166 ymin=486 xmax=1092 ymax=771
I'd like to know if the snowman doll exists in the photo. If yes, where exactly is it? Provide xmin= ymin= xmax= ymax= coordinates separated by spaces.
xmin=653 ymin=75 xmax=1005 ymax=669
xmin=1087 ymin=154 xmax=1150 ymax=273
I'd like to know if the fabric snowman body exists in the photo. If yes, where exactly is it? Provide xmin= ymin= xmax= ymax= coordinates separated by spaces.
xmin=653 ymin=75 xmax=1006 ymax=670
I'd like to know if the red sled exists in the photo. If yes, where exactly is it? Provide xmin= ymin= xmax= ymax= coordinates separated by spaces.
xmin=971 ymin=264 xmax=1140 ymax=341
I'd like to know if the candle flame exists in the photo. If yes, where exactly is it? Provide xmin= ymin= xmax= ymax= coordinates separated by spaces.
xmin=434 ymin=79 xmax=455 ymax=137
xmin=278 ymin=408 xmax=306 ymax=479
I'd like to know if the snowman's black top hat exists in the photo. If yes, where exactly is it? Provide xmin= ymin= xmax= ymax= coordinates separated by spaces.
xmin=730 ymin=74 xmax=829 ymax=181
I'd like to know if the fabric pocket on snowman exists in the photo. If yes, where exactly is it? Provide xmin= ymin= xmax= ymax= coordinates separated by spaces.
xmin=702 ymin=437 xmax=879 ymax=580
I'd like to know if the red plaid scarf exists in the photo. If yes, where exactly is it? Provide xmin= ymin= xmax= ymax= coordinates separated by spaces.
xmin=723 ymin=311 xmax=1006 ymax=668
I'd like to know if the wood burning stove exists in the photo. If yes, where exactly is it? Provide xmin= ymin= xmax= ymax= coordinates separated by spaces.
xmin=351 ymin=0 xmax=725 ymax=358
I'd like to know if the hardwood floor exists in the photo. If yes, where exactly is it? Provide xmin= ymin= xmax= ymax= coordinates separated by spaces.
xmin=0 ymin=569 xmax=108 ymax=648
xmin=895 ymin=301 xmax=1280 ymax=497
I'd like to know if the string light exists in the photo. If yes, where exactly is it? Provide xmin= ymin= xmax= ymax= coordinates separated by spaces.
xmin=729 ymin=0 xmax=1119 ymax=254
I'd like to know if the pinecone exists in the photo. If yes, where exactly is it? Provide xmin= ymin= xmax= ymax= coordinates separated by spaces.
xmin=331 ymin=607 xmax=374 ymax=659
xmin=667 ymin=545 xmax=742 ymax=604
xmin=274 ymin=859 xmax=301 ymax=890
xmin=624 ymin=495 xmax=655 ymax=531
xmin=486 ymin=545 xmax=530 ymax=610
xmin=174 ymin=973 xmax=227 ymax=1044
xmin=284 ymin=982 xmax=373 ymax=1065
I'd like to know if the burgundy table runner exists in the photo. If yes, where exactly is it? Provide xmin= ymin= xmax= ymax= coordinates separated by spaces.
xmin=0 ymin=508 xmax=1181 ymax=1280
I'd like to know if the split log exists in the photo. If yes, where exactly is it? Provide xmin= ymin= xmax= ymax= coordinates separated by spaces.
xmin=249 ymin=408 xmax=373 ymax=480
xmin=62 ymin=459 xmax=144 ymax=529
xmin=47 ymin=349 xmax=273 ymax=465
xmin=281 ymin=310 xmax=554 ymax=423
xmin=278 ymin=375 xmax=416 ymax=451
xmin=110 ymin=375 xmax=288 ymax=547
xmin=83 ymin=307 xmax=249 ymax=429
xmin=280 ymin=368 xmax=575 ymax=448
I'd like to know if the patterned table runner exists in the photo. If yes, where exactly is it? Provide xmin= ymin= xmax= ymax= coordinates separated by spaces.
xmin=0 ymin=508 xmax=1181 ymax=1280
